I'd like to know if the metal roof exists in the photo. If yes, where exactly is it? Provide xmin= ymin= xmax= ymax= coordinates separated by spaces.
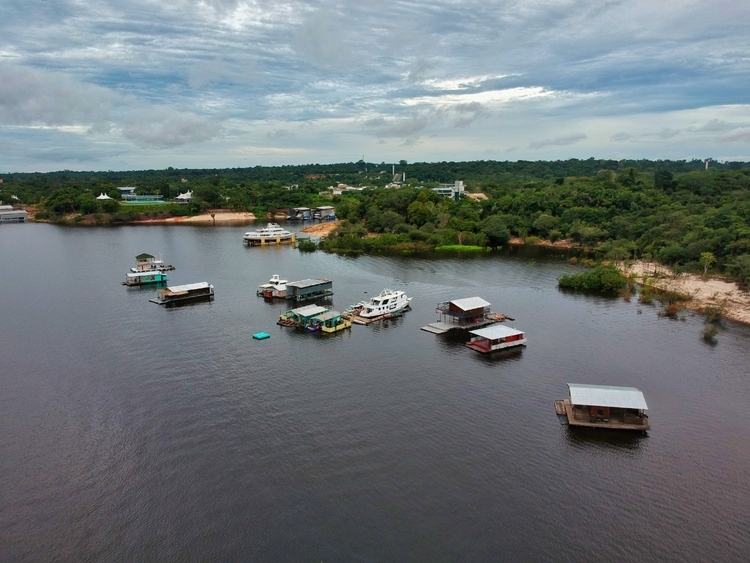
xmin=311 ymin=310 xmax=341 ymax=321
xmin=469 ymin=325 xmax=524 ymax=339
xmin=135 ymin=253 xmax=155 ymax=259
xmin=450 ymin=296 xmax=490 ymax=311
xmin=567 ymin=383 xmax=648 ymax=410
xmin=287 ymin=278 xmax=330 ymax=289
xmin=164 ymin=282 xmax=211 ymax=293
xmin=290 ymin=305 xmax=328 ymax=317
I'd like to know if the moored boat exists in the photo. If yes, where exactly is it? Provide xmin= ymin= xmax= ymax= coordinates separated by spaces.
xmin=466 ymin=325 xmax=526 ymax=353
xmin=243 ymin=223 xmax=294 ymax=245
xmin=149 ymin=282 xmax=214 ymax=305
xmin=123 ymin=270 xmax=168 ymax=286
xmin=256 ymin=274 xmax=288 ymax=298
xmin=310 ymin=310 xmax=351 ymax=333
xmin=356 ymin=288 xmax=412 ymax=318
xmin=130 ymin=253 xmax=174 ymax=272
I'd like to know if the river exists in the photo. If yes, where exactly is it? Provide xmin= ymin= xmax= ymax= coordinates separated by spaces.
xmin=1 ymin=222 xmax=749 ymax=562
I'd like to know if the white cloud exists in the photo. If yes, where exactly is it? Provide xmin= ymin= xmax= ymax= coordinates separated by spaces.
xmin=529 ymin=133 xmax=587 ymax=149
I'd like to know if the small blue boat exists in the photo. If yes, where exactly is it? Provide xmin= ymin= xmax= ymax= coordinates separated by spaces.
xmin=252 ymin=332 xmax=271 ymax=340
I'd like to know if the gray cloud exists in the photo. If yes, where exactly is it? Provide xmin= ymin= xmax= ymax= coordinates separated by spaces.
xmin=0 ymin=65 xmax=114 ymax=131
xmin=717 ymin=128 xmax=750 ymax=143
xmin=122 ymin=108 xmax=223 ymax=148
xmin=2 ymin=0 xmax=750 ymax=170
xmin=529 ymin=133 xmax=587 ymax=149
xmin=611 ymin=132 xmax=632 ymax=142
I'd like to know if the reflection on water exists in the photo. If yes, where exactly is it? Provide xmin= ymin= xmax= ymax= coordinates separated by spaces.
xmin=1 ymin=223 xmax=750 ymax=562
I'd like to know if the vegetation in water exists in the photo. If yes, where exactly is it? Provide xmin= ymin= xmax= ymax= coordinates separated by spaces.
xmin=297 ymin=239 xmax=318 ymax=252
xmin=558 ymin=264 xmax=627 ymax=293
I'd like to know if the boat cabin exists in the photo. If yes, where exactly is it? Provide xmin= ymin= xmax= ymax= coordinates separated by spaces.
xmin=309 ymin=310 xmax=351 ymax=333
xmin=557 ymin=383 xmax=650 ymax=432
xmin=436 ymin=297 xmax=491 ymax=326
xmin=285 ymin=278 xmax=333 ymax=301
xmin=149 ymin=282 xmax=214 ymax=305
xmin=288 ymin=207 xmax=312 ymax=220
xmin=313 ymin=206 xmax=336 ymax=220
xmin=123 ymin=271 xmax=168 ymax=286
xmin=466 ymin=325 xmax=526 ymax=353
xmin=278 ymin=304 xmax=329 ymax=328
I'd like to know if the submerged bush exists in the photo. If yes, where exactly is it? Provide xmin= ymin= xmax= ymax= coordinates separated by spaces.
xmin=558 ymin=264 xmax=627 ymax=293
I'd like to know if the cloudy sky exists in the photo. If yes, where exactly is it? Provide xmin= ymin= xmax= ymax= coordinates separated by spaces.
xmin=1 ymin=0 xmax=749 ymax=172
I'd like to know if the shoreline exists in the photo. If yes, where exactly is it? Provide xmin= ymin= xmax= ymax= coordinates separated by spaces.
xmin=131 ymin=211 xmax=257 ymax=224
xmin=618 ymin=260 xmax=750 ymax=325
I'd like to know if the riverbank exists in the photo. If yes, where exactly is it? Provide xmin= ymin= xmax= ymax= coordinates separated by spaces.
xmin=131 ymin=210 xmax=256 ymax=224
xmin=301 ymin=220 xmax=341 ymax=237
xmin=620 ymin=260 xmax=750 ymax=325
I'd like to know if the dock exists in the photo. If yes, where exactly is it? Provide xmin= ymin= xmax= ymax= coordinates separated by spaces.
xmin=420 ymin=313 xmax=508 ymax=334
xmin=343 ymin=308 xmax=407 ymax=325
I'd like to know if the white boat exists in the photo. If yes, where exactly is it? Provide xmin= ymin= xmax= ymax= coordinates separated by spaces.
xmin=357 ymin=288 xmax=412 ymax=318
xmin=257 ymin=274 xmax=288 ymax=298
xmin=130 ymin=253 xmax=174 ymax=272
xmin=243 ymin=223 xmax=293 ymax=244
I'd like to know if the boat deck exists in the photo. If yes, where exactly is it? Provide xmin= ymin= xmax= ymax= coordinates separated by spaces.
xmin=555 ymin=399 xmax=650 ymax=431
xmin=420 ymin=313 xmax=510 ymax=334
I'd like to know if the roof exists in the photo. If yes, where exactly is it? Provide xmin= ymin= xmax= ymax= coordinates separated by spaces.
xmin=136 ymin=253 xmax=155 ymax=259
xmin=469 ymin=325 xmax=524 ymax=339
xmin=290 ymin=305 xmax=328 ymax=317
xmin=96 ymin=193 xmax=112 ymax=200
xmin=287 ymin=278 xmax=330 ymax=289
xmin=311 ymin=310 xmax=341 ymax=322
xmin=164 ymin=282 xmax=211 ymax=293
xmin=450 ymin=297 xmax=490 ymax=311
xmin=567 ymin=383 xmax=648 ymax=410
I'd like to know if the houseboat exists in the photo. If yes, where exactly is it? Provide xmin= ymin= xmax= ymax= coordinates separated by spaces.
xmin=149 ymin=282 xmax=214 ymax=305
xmin=309 ymin=310 xmax=351 ymax=333
xmin=278 ymin=304 xmax=329 ymax=328
xmin=123 ymin=270 xmax=169 ymax=286
xmin=285 ymin=278 xmax=333 ymax=301
xmin=243 ymin=223 xmax=295 ymax=246
xmin=421 ymin=296 xmax=507 ymax=334
xmin=130 ymin=253 xmax=174 ymax=272
xmin=256 ymin=274 xmax=288 ymax=298
xmin=555 ymin=383 xmax=650 ymax=432
xmin=466 ymin=325 xmax=526 ymax=353
xmin=355 ymin=289 xmax=412 ymax=318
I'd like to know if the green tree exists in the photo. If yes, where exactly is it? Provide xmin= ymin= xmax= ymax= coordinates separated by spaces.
xmin=699 ymin=252 xmax=716 ymax=275
xmin=481 ymin=215 xmax=511 ymax=249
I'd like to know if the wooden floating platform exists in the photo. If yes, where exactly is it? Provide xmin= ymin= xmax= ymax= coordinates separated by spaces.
xmin=420 ymin=313 xmax=509 ymax=335
xmin=555 ymin=399 xmax=650 ymax=431
xmin=342 ymin=309 xmax=407 ymax=325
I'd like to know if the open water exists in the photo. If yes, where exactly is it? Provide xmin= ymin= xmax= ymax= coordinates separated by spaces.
xmin=1 ymin=222 xmax=749 ymax=562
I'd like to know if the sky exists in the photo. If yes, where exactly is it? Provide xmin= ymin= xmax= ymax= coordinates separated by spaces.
xmin=1 ymin=0 xmax=749 ymax=172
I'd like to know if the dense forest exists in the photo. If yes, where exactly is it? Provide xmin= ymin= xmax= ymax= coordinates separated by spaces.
xmin=2 ymin=158 xmax=750 ymax=286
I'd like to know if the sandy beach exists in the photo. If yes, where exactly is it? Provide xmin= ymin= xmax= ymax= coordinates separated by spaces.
xmin=301 ymin=220 xmax=341 ymax=237
xmin=132 ymin=211 xmax=257 ymax=224
xmin=620 ymin=260 xmax=750 ymax=324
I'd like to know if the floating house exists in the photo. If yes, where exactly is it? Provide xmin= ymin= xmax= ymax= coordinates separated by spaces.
xmin=149 ymin=282 xmax=214 ymax=305
xmin=285 ymin=278 xmax=333 ymax=302
xmin=131 ymin=253 xmax=174 ymax=272
xmin=123 ymin=271 xmax=168 ymax=286
xmin=421 ymin=297 xmax=506 ymax=334
xmin=278 ymin=304 xmax=329 ymax=328
xmin=555 ymin=384 xmax=650 ymax=432
xmin=309 ymin=310 xmax=351 ymax=333
xmin=0 ymin=205 xmax=28 ymax=223
xmin=466 ymin=325 xmax=526 ymax=353
xmin=313 ymin=206 xmax=336 ymax=220
xmin=287 ymin=207 xmax=312 ymax=220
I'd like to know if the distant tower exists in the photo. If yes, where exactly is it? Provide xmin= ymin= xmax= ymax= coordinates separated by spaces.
xmin=705 ymin=159 xmax=710 ymax=170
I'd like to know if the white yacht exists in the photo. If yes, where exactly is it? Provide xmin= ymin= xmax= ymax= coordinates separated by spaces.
xmin=257 ymin=274 xmax=288 ymax=298
xmin=357 ymin=289 xmax=412 ymax=318
xmin=243 ymin=223 xmax=293 ymax=245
